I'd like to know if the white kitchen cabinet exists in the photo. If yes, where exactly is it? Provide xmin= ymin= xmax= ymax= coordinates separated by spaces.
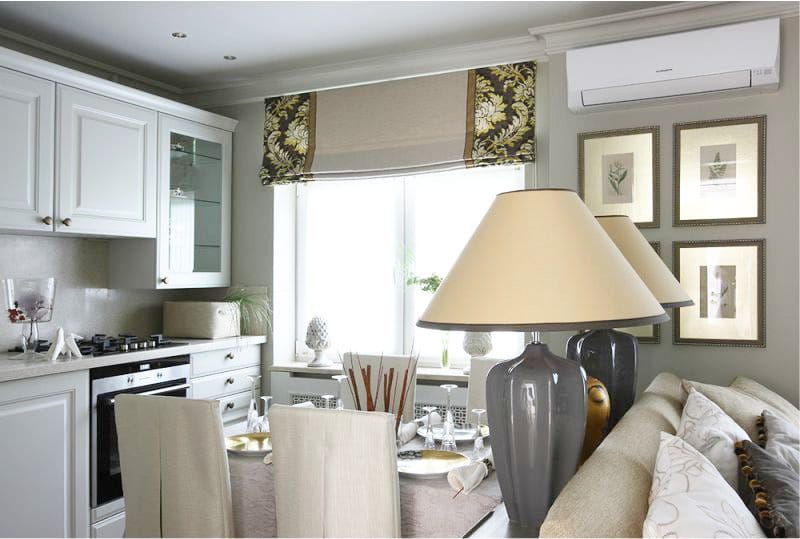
xmin=57 ymin=85 xmax=157 ymax=238
xmin=0 ymin=66 xmax=55 ymax=232
xmin=90 ymin=511 xmax=126 ymax=538
xmin=0 ymin=371 xmax=90 ymax=538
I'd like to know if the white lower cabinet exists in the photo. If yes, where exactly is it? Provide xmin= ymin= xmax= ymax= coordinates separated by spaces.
xmin=0 ymin=371 xmax=90 ymax=538
xmin=91 ymin=512 xmax=126 ymax=538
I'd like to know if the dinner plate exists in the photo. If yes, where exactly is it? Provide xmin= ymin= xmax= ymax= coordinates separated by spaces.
xmin=416 ymin=424 xmax=489 ymax=442
xmin=397 ymin=450 xmax=470 ymax=478
xmin=225 ymin=432 xmax=272 ymax=456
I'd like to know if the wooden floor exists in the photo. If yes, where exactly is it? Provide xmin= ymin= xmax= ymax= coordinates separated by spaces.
xmin=466 ymin=504 xmax=537 ymax=538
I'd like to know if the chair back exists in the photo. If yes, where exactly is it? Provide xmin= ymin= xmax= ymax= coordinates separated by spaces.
xmin=340 ymin=353 xmax=417 ymax=422
xmin=271 ymin=405 xmax=401 ymax=538
xmin=115 ymin=394 xmax=234 ymax=538
xmin=467 ymin=357 xmax=505 ymax=412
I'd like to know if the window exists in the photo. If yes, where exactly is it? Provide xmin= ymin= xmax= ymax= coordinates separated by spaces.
xmin=296 ymin=165 xmax=527 ymax=366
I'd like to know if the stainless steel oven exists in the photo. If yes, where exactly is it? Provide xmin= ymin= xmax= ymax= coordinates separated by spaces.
xmin=90 ymin=356 xmax=191 ymax=514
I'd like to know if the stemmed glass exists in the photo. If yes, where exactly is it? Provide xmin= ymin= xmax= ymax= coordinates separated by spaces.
xmin=321 ymin=395 xmax=335 ymax=409
xmin=422 ymin=405 xmax=437 ymax=450
xmin=331 ymin=374 xmax=349 ymax=410
xmin=246 ymin=374 xmax=262 ymax=433
xmin=440 ymin=384 xmax=458 ymax=452
xmin=260 ymin=396 xmax=272 ymax=432
xmin=471 ymin=408 xmax=487 ymax=461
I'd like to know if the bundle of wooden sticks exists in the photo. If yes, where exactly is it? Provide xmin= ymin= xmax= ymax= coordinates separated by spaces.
xmin=343 ymin=352 xmax=419 ymax=433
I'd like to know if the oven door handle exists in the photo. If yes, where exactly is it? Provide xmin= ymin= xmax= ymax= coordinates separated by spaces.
xmin=107 ymin=383 xmax=191 ymax=405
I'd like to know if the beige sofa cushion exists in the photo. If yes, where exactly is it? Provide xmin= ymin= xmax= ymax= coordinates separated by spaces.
xmin=730 ymin=376 xmax=800 ymax=421
xmin=540 ymin=372 xmax=683 ymax=538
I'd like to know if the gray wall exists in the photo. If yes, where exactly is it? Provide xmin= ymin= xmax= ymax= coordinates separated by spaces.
xmin=0 ymin=235 xmax=222 ymax=350
xmin=541 ymin=16 xmax=799 ymax=404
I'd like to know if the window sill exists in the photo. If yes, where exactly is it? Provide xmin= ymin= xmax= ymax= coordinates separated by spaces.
xmin=269 ymin=361 xmax=468 ymax=383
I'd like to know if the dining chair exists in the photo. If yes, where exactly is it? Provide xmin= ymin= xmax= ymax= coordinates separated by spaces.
xmin=115 ymin=394 xmax=234 ymax=538
xmin=270 ymin=405 xmax=401 ymax=538
xmin=340 ymin=352 xmax=417 ymax=422
xmin=467 ymin=357 xmax=505 ymax=412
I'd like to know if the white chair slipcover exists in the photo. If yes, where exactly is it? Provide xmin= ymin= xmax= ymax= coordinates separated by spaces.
xmin=341 ymin=353 xmax=417 ymax=422
xmin=115 ymin=394 xmax=234 ymax=538
xmin=270 ymin=405 xmax=401 ymax=537
xmin=467 ymin=357 xmax=505 ymax=412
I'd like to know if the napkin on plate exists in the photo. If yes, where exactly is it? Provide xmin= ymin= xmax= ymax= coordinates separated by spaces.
xmin=447 ymin=453 xmax=494 ymax=495
xmin=398 ymin=412 xmax=444 ymax=444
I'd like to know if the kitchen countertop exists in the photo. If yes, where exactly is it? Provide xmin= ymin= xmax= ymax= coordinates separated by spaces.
xmin=0 ymin=335 xmax=267 ymax=383
xmin=270 ymin=361 xmax=469 ymax=383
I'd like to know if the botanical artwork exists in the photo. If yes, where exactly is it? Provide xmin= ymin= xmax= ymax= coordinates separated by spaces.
xmin=601 ymin=152 xmax=634 ymax=204
xmin=699 ymin=265 xmax=736 ymax=319
xmin=260 ymin=92 xmax=315 ymax=185
xmin=466 ymin=61 xmax=536 ymax=167
xmin=700 ymin=143 xmax=737 ymax=190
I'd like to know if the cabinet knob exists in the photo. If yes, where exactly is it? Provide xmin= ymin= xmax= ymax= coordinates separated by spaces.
xmin=225 ymin=352 xmax=235 ymax=360
xmin=160 ymin=277 xmax=169 ymax=284
xmin=61 ymin=218 xmax=72 ymax=227
xmin=42 ymin=216 xmax=53 ymax=225
xmin=226 ymin=377 xmax=234 ymax=385
xmin=225 ymin=401 xmax=235 ymax=410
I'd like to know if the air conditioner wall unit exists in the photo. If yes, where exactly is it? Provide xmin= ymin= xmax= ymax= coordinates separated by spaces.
xmin=566 ymin=18 xmax=780 ymax=112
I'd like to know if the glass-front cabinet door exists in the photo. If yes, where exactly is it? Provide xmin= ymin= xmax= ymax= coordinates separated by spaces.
xmin=157 ymin=115 xmax=231 ymax=288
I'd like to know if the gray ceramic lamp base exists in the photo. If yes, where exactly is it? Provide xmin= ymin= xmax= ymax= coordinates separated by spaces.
xmin=566 ymin=329 xmax=638 ymax=431
xmin=486 ymin=342 xmax=587 ymax=532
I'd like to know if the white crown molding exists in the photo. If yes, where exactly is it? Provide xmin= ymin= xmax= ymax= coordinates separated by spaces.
xmin=529 ymin=1 xmax=800 ymax=54
xmin=182 ymin=35 xmax=546 ymax=108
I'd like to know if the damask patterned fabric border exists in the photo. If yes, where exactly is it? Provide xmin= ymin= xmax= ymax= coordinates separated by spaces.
xmin=260 ymin=61 xmax=535 ymax=186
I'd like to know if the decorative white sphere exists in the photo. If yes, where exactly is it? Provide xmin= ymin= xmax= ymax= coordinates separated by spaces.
xmin=463 ymin=332 xmax=493 ymax=358
xmin=305 ymin=316 xmax=330 ymax=351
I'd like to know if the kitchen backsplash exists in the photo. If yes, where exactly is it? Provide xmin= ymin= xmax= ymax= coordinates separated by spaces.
xmin=0 ymin=234 xmax=224 ymax=350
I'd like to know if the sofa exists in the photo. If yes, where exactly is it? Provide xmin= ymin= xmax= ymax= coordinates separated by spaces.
xmin=539 ymin=372 xmax=798 ymax=538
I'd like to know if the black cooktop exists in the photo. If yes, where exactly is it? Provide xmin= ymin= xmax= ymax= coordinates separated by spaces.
xmin=8 ymin=333 xmax=187 ymax=356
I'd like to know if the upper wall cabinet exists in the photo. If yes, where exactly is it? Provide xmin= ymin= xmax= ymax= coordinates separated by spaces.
xmin=0 ymin=66 xmax=55 ymax=232
xmin=57 ymin=86 xmax=157 ymax=237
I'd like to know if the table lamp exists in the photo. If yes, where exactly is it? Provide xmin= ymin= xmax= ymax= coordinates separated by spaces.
xmin=567 ymin=215 xmax=692 ymax=429
xmin=417 ymin=189 xmax=666 ymax=531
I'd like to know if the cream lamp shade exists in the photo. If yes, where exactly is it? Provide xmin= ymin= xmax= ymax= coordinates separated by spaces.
xmin=597 ymin=216 xmax=693 ymax=309
xmin=417 ymin=189 xmax=668 ymax=331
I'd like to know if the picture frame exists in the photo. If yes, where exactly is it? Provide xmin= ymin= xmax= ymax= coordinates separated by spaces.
xmin=619 ymin=241 xmax=661 ymax=344
xmin=674 ymin=116 xmax=766 ymax=226
xmin=673 ymin=239 xmax=765 ymax=347
xmin=578 ymin=126 xmax=660 ymax=229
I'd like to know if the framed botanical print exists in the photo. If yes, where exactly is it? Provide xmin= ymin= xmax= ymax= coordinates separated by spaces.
xmin=579 ymin=126 xmax=660 ymax=228
xmin=619 ymin=242 xmax=661 ymax=343
xmin=673 ymin=239 xmax=765 ymax=347
xmin=674 ymin=116 xmax=766 ymax=226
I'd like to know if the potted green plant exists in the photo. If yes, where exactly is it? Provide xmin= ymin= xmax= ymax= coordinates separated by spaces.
xmin=223 ymin=286 xmax=272 ymax=336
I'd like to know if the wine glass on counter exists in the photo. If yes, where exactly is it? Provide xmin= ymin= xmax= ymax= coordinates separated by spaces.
xmin=259 ymin=396 xmax=272 ymax=432
xmin=471 ymin=408 xmax=487 ymax=461
xmin=246 ymin=374 xmax=262 ymax=433
xmin=422 ymin=405 xmax=437 ymax=450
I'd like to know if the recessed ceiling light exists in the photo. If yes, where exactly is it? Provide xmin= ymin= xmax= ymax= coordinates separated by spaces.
xmin=171 ymin=32 xmax=187 ymax=38
xmin=223 ymin=55 xmax=237 ymax=61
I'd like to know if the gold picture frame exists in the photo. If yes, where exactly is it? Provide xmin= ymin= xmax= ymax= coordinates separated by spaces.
xmin=618 ymin=241 xmax=661 ymax=344
xmin=579 ymin=126 xmax=660 ymax=229
xmin=673 ymin=239 xmax=765 ymax=347
xmin=674 ymin=116 xmax=766 ymax=226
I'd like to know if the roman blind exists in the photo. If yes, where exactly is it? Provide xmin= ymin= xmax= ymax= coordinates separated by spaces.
xmin=260 ymin=61 xmax=536 ymax=185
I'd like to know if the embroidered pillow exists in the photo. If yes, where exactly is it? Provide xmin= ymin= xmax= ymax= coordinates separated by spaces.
xmin=735 ymin=440 xmax=799 ymax=538
xmin=677 ymin=388 xmax=751 ymax=487
xmin=643 ymin=432 xmax=765 ymax=539
xmin=760 ymin=409 xmax=800 ymax=475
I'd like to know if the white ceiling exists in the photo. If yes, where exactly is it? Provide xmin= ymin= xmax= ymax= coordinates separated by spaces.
xmin=0 ymin=1 xmax=674 ymax=92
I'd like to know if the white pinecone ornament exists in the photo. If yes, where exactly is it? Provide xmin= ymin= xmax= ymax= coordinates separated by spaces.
xmin=305 ymin=316 xmax=332 ymax=367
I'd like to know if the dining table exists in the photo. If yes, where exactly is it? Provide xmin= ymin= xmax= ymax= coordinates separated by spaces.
xmin=225 ymin=423 xmax=504 ymax=538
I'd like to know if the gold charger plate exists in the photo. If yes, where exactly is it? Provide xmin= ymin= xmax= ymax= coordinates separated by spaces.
xmin=397 ymin=450 xmax=470 ymax=479
xmin=225 ymin=432 xmax=272 ymax=456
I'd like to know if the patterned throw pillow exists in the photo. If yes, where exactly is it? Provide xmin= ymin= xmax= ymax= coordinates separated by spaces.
xmin=677 ymin=388 xmax=751 ymax=488
xmin=735 ymin=440 xmax=800 ymax=538
xmin=760 ymin=409 xmax=800 ymax=475
xmin=643 ymin=432 xmax=766 ymax=539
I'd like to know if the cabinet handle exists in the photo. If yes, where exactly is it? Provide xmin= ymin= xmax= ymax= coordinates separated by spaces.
xmin=160 ymin=277 xmax=169 ymax=284
xmin=42 ymin=216 xmax=53 ymax=225
xmin=225 ymin=401 xmax=235 ymax=410
xmin=225 ymin=352 xmax=235 ymax=360
xmin=61 ymin=218 xmax=72 ymax=227
xmin=226 ymin=377 xmax=234 ymax=385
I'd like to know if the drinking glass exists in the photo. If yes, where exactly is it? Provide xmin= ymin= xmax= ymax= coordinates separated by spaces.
xmin=321 ymin=394 xmax=335 ymax=409
xmin=422 ymin=405 xmax=437 ymax=450
xmin=246 ymin=374 xmax=262 ymax=433
xmin=440 ymin=384 xmax=458 ymax=452
xmin=471 ymin=408 xmax=487 ymax=461
xmin=260 ymin=396 xmax=272 ymax=432
xmin=331 ymin=374 xmax=349 ymax=410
